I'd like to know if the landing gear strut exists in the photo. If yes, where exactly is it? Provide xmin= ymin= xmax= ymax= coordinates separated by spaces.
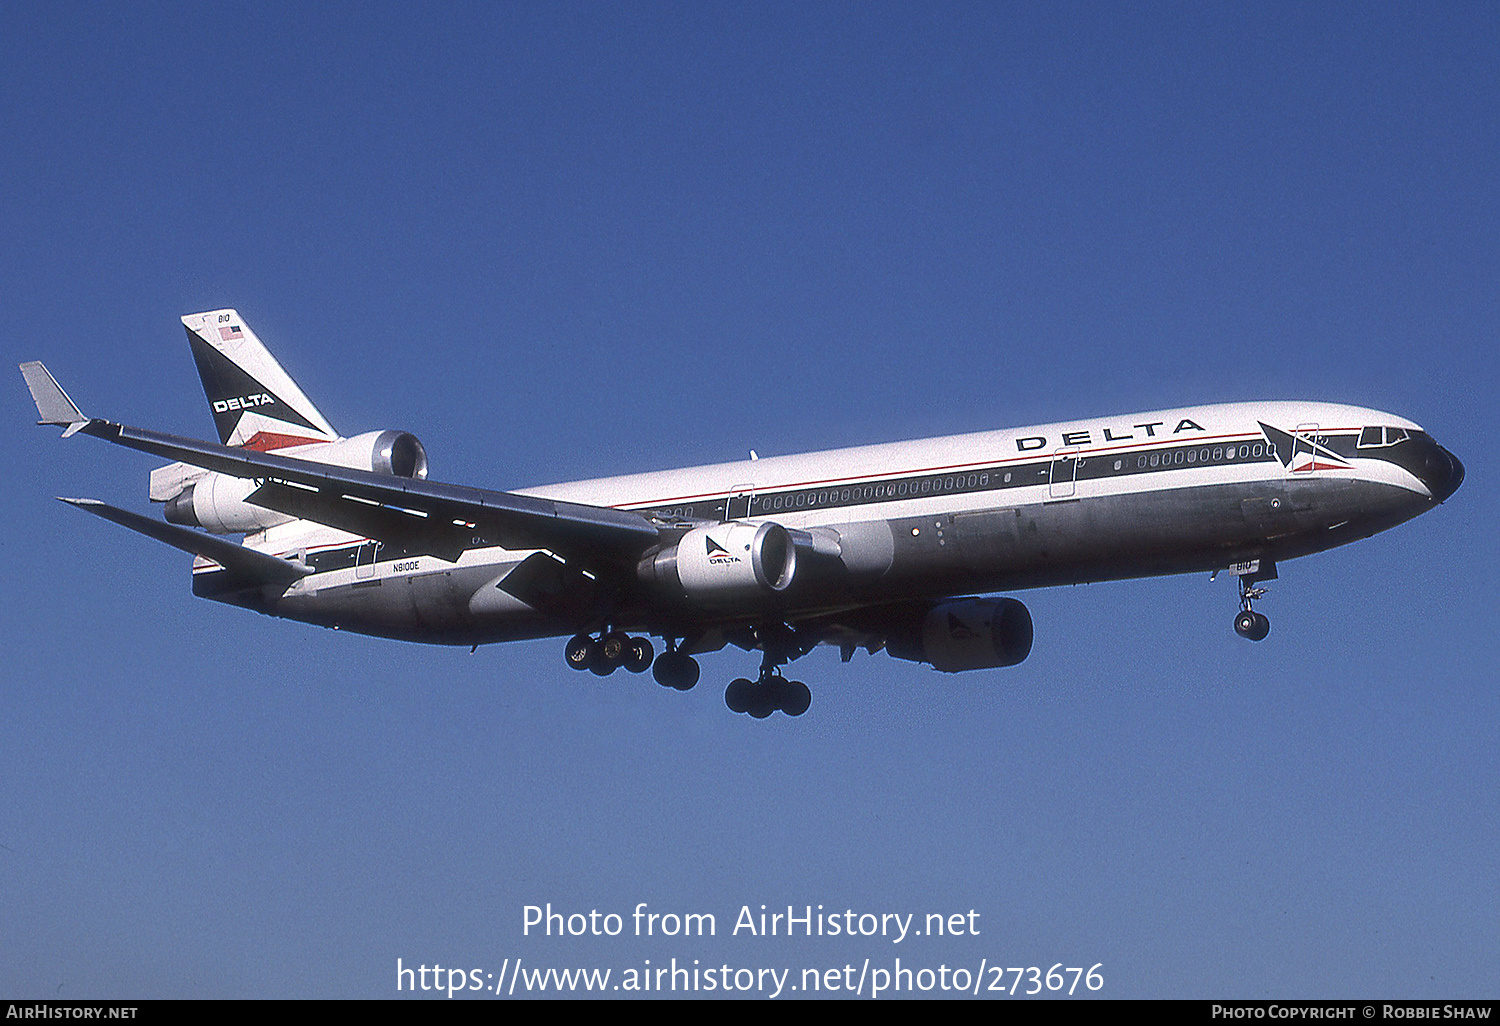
xmin=1232 ymin=562 xmax=1275 ymax=641
xmin=724 ymin=624 xmax=813 ymax=718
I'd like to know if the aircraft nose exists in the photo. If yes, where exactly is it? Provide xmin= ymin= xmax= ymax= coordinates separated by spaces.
xmin=1419 ymin=442 xmax=1465 ymax=503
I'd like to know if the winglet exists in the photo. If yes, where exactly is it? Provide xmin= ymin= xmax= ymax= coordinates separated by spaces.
xmin=19 ymin=362 xmax=88 ymax=436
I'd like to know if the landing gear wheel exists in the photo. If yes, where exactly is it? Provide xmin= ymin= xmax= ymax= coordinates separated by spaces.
xmin=746 ymin=687 xmax=776 ymax=719
xmin=780 ymin=680 xmax=811 ymax=717
xmin=1234 ymin=610 xmax=1270 ymax=641
xmin=728 ymin=676 xmax=804 ymax=718
xmin=565 ymin=634 xmax=595 ymax=671
xmin=724 ymin=678 xmax=753 ymax=713
xmin=653 ymin=651 xmax=701 ymax=691
xmin=623 ymin=637 xmax=654 ymax=674
xmin=589 ymin=639 xmax=622 ymax=675
xmin=599 ymin=631 xmax=630 ymax=664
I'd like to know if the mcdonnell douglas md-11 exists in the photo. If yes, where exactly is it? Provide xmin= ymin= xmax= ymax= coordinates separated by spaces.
xmin=21 ymin=310 xmax=1464 ymax=717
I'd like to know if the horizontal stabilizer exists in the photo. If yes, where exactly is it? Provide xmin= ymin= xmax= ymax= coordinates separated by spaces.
xmin=59 ymin=498 xmax=313 ymax=583
xmin=19 ymin=362 xmax=88 ymax=435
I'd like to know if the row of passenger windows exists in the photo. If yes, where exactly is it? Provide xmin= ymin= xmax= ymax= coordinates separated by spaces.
xmin=1131 ymin=443 xmax=1268 ymax=470
xmin=753 ymin=472 xmax=995 ymax=511
xmin=749 ymin=443 xmax=1273 ymax=510
xmin=650 ymin=442 xmax=1277 ymax=518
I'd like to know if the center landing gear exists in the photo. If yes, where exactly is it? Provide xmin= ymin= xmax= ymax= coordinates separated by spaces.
xmin=725 ymin=674 xmax=811 ymax=718
xmin=652 ymin=641 xmax=700 ymax=691
xmin=565 ymin=631 xmax=655 ymax=675
xmin=725 ymin=628 xmax=813 ymax=717
xmin=1232 ymin=562 xmax=1275 ymax=641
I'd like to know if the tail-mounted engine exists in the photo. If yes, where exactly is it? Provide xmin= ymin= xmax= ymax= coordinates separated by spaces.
xmin=885 ymin=597 xmax=1034 ymax=672
xmin=640 ymin=521 xmax=840 ymax=605
xmin=158 ymin=429 xmax=428 ymax=534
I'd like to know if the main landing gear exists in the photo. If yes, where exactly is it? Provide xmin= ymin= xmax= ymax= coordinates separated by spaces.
xmin=566 ymin=631 xmax=654 ymax=676
xmin=566 ymin=624 xmax=814 ymax=717
xmin=564 ymin=632 xmax=702 ymax=690
xmin=1232 ymin=563 xmax=1275 ymax=641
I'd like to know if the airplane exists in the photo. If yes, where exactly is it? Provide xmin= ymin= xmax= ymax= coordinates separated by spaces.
xmin=21 ymin=309 xmax=1464 ymax=718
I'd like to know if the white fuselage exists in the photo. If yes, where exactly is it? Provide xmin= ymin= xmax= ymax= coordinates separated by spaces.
xmin=247 ymin=400 xmax=1448 ymax=645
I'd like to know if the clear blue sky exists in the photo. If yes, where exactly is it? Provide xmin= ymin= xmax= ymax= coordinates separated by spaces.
xmin=2 ymin=1 xmax=1495 ymax=999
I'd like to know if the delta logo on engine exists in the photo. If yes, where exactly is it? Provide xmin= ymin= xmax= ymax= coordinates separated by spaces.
xmin=706 ymin=535 xmax=741 ymax=566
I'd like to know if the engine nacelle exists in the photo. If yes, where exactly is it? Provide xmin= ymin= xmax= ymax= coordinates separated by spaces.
xmin=162 ymin=429 xmax=428 ymax=533
xmin=165 ymin=474 xmax=293 ymax=534
xmin=284 ymin=430 xmax=429 ymax=479
xmin=886 ymin=597 xmax=1033 ymax=672
xmin=642 ymin=521 xmax=808 ymax=605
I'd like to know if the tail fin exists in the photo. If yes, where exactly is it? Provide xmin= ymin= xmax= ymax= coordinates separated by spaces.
xmin=181 ymin=310 xmax=340 ymax=451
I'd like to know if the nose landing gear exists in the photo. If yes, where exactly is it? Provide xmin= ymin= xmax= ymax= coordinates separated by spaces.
xmin=1234 ymin=608 xmax=1270 ymax=641
xmin=1231 ymin=561 xmax=1275 ymax=641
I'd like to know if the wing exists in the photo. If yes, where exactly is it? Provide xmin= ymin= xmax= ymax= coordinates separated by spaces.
xmin=74 ymin=417 xmax=662 ymax=568
xmin=21 ymin=359 xmax=663 ymax=571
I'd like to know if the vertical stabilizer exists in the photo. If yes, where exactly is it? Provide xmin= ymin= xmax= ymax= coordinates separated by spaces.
xmin=182 ymin=310 xmax=340 ymax=450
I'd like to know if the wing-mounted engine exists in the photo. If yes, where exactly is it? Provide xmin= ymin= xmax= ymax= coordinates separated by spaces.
xmin=639 ymin=521 xmax=842 ymax=606
xmin=884 ymin=597 xmax=1034 ymax=672
xmin=157 ymin=429 xmax=428 ymax=534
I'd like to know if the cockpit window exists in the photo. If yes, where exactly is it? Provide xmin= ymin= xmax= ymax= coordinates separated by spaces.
xmin=1358 ymin=426 xmax=1410 ymax=448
